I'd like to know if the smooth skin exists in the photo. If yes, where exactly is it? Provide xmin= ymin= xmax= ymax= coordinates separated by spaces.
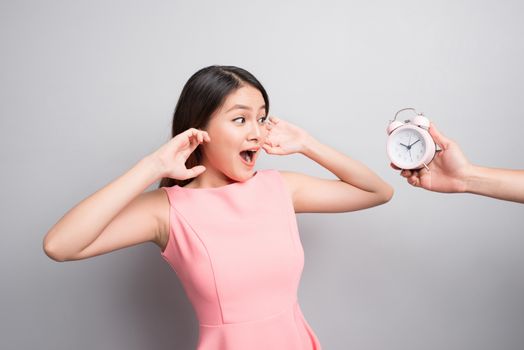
xmin=43 ymin=86 xmax=393 ymax=262
xmin=393 ymin=123 xmax=524 ymax=203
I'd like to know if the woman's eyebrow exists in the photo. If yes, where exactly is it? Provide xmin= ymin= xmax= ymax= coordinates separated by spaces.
xmin=226 ymin=104 xmax=266 ymax=113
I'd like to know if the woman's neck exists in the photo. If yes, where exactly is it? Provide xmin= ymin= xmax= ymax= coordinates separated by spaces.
xmin=184 ymin=166 xmax=235 ymax=189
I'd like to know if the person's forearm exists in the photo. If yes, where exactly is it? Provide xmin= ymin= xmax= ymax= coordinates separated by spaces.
xmin=302 ymin=135 xmax=393 ymax=196
xmin=43 ymin=155 xmax=164 ymax=259
xmin=465 ymin=166 xmax=524 ymax=203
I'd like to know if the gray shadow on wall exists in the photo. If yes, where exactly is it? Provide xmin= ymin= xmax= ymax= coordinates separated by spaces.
xmin=116 ymin=244 xmax=199 ymax=349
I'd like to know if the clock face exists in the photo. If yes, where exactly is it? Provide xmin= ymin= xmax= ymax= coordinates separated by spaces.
xmin=388 ymin=127 xmax=427 ymax=168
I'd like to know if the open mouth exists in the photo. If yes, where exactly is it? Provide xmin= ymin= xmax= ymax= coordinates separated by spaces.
xmin=239 ymin=150 xmax=257 ymax=165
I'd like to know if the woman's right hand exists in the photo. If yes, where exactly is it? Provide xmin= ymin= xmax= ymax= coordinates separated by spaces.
xmin=151 ymin=128 xmax=211 ymax=181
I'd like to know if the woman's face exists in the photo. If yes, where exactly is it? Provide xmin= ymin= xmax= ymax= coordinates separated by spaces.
xmin=201 ymin=85 xmax=269 ymax=183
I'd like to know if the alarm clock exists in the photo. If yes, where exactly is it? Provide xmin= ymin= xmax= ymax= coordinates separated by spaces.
xmin=386 ymin=108 xmax=436 ymax=170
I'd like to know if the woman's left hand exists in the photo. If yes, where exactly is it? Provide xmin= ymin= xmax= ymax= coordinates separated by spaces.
xmin=262 ymin=116 xmax=310 ymax=155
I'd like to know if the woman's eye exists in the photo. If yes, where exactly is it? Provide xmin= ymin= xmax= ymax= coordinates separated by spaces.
xmin=258 ymin=116 xmax=268 ymax=124
xmin=233 ymin=117 xmax=245 ymax=124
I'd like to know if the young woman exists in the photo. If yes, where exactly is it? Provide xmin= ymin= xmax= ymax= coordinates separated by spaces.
xmin=43 ymin=65 xmax=394 ymax=349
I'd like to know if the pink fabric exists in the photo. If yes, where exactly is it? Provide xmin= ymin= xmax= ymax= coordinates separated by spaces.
xmin=161 ymin=169 xmax=321 ymax=350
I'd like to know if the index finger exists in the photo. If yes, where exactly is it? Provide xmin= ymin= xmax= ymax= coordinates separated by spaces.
xmin=390 ymin=163 xmax=401 ymax=170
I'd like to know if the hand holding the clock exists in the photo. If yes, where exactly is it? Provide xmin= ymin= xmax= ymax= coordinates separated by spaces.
xmin=393 ymin=124 xmax=524 ymax=203
xmin=393 ymin=124 xmax=472 ymax=193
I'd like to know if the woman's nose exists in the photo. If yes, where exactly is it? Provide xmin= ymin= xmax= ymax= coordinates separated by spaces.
xmin=247 ymin=121 xmax=261 ymax=141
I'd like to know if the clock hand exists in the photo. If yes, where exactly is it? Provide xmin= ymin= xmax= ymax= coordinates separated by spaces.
xmin=400 ymin=142 xmax=410 ymax=149
xmin=408 ymin=139 xmax=421 ymax=147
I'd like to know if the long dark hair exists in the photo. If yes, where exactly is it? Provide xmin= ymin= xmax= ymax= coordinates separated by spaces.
xmin=158 ymin=65 xmax=269 ymax=188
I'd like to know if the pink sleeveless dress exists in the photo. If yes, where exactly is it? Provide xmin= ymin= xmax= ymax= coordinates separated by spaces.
xmin=160 ymin=169 xmax=322 ymax=350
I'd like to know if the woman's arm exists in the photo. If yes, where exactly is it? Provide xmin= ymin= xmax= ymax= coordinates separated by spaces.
xmin=263 ymin=117 xmax=393 ymax=213
xmin=43 ymin=156 xmax=165 ymax=262
xmin=43 ymin=128 xmax=210 ymax=262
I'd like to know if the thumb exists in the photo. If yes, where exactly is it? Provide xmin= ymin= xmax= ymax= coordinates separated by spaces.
xmin=262 ymin=143 xmax=284 ymax=155
xmin=429 ymin=123 xmax=451 ymax=150
xmin=185 ymin=165 xmax=206 ymax=179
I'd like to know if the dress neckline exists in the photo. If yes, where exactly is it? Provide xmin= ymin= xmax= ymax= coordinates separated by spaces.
xmin=174 ymin=170 xmax=260 ymax=192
